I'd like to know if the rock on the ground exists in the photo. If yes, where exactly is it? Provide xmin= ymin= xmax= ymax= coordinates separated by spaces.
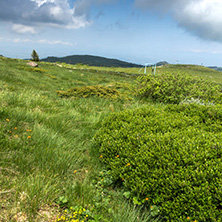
xmin=27 ymin=62 xmax=38 ymax=67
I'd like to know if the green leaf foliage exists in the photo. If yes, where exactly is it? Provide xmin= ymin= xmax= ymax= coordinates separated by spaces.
xmin=57 ymin=85 xmax=129 ymax=100
xmin=19 ymin=66 xmax=47 ymax=73
xmin=94 ymin=104 xmax=222 ymax=221
xmin=31 ymin=50 xmax=39 ymax=62
xmin=136 ymin=72 xmax=222 ymax=104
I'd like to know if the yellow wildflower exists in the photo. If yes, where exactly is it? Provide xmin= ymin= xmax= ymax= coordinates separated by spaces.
xmin=6 ymin=119 xmax=9 ymax=121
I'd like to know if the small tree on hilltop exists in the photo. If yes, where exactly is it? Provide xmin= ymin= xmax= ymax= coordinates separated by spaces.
xmin=31 ymin=50 xmax=39 ymax=62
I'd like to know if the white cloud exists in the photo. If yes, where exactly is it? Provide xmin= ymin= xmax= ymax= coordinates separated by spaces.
xmin=12 ymin=24 xmax=37 ymax=34
xmin=1 ymin=38 xmax=74 ymax=46
xmin=188 ymin=48 xmax=222 ymax=54
xmin=134 ymin=0 xmax=222 ymax=42
xmin=32 ymin=0 xmax=55 ymax=7
xmin=176 ymin=0 xmax=222 ymax=41
xmin=0 ymin=0 xmax=116 ymax=33
xmin=36 ymin=39 xmax=74 ymax=45
xmin=12 ymin=38 xmax=31 ymax=43
xmin=0 ymin=0 xmax=93 ymax=31
xmin=49 ymin=6 xmax=62 ymax=17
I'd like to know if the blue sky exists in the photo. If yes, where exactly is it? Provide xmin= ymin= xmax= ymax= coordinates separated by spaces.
xmin=1 ymin=0 xmax=222 ymax=66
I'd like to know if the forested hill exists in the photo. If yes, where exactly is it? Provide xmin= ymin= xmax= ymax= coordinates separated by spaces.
xmin=41 ymin=54 xmax=142 ymax=67
xmin=208 ymin=66 xmax=222 ymax=72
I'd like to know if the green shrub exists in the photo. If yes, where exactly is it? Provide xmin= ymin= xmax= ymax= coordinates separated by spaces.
xmin=136 ymin=72 xmax=222 ymax=104
xmin=46 ymin=74 xmax=57 ymax=79
xmin=31 ymin=50 xmax=39 ymax=62
xmin=19 ymin=66 xmax=47 ymax=73
xmin=94 ymin=104 xmax=222 ymax=221
xmin=106 ymin=82 xmax=131 ymax=90
xmin=57 ymin=85 xmax=125 ymax=100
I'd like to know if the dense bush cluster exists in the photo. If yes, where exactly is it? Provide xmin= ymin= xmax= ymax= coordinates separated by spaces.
xmin=19 ymin=66 xmax=47 ymax=73
xmin=57 ymin=85 xmax=123 ymax=99
xmin=136 ymin=72 xmax=222 ymax=104
xmin=94 ymin=104 xmax=222 ymax=221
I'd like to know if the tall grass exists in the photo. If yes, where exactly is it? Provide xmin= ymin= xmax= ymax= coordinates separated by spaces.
xmin=1 ymin=57 xmax=222 ymax=221
xmin=0 ymin=57 xmax=145 ymax=221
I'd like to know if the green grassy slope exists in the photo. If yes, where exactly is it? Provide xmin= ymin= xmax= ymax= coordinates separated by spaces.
xmin=158 ymin=64 xmax=222 ymax=83
xmin=1 ymin=57 xmax=222 ymax=221
xmin=0 ymin=57 xmax=144 ymax=222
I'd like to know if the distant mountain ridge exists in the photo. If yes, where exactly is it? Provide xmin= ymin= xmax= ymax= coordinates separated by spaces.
xmin=208 ymin=66 xmax=222 ymax=72
xmin=41 ymin=55 xmax=143 ymax=68
xmin=156 ymin=61 xmax=168 ymax=66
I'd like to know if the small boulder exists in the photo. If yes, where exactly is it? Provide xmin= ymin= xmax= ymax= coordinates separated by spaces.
xmin=27 ymin=62 xmax=38 ymax=67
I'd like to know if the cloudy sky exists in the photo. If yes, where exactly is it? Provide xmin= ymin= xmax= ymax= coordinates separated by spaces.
xmin=1 ymin=0 xmax=222 ymax=66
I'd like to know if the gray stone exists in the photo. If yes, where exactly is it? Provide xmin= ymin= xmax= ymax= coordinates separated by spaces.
xmin=27 ymin=62 xmax=38 ymax=67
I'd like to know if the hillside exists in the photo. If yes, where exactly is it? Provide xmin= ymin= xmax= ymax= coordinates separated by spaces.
xmin=42 ymin=54 xmax=142 ymax=68
xmin=1 ymin=57 xmax=222 ymax=221
xmin=208 ymin=66 xmax=222 ymax=72
xmin=156 ymin=61 xmax=168 ymax=66
xmin=0 ymin=57 xmax=143 ymax=222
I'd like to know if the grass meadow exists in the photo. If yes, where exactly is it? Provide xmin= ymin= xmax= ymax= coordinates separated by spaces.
xmin=0 ymin=57 xmax=222 ymax=221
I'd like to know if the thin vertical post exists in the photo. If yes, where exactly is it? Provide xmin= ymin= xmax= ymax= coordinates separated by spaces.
xmin=153 ymin=64 xmax=156 ymax=75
